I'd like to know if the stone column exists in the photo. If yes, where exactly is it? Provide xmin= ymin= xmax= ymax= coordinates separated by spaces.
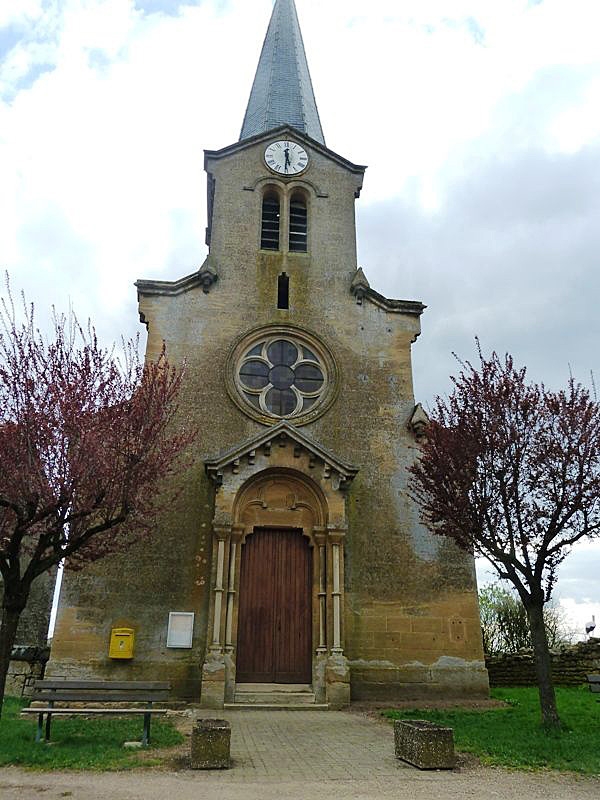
xmin=201 ymin=525 xmax=230 ymax=709
xmin=224 ymin=539 xmax=238 ymax=653
xmin=326 ymin=529 xmax=350 ymax=709
xmin=331 ymin=540 xmax=342 ymax=654
xmin=222 ymin=526 xmax=244 ymax=702
xmin=312 ymin=529 xmax=328 ymax=705
xmin=210 ymin=534 xmax=226 ymax=651
xmin=315 ymin=532 xmax=327 ymax=655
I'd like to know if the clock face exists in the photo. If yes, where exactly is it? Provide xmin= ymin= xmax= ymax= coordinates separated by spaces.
xmin=264 ymin=140 xmax=309 ymax=176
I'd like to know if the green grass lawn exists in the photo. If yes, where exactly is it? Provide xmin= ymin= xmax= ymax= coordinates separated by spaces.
xmin=0 ymin=696 xmax=184 ymax=770
xmin=384 ymin=685 xmax=600 ymax=774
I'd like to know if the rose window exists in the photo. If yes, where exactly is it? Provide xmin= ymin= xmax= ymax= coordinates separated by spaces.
xmin=237 ymin=338 xmax=326 ymax=418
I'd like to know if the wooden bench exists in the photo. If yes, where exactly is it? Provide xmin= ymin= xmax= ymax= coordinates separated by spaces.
xmin=21 ymin=680 xmax=170 ymax=745
xmin=586 ymin=674 xmax=600 ymax=697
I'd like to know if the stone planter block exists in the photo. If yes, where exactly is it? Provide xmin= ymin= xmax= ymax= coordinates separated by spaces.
xmin=394 ymin=719 xmax=455 ymax=770
xmin=191 ymin=719 xmax=231 ymax=769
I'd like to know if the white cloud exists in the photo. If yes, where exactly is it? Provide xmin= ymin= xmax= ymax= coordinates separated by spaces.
xmin=1 ymin=0 xmax=600 ymax=609
xmin=0 ymin=1 xmax=45 ymax=29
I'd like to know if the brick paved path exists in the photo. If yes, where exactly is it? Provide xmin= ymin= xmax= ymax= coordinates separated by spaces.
xmin=1 ymin=709 xmax=599 ymax=799
xmin=202 ymin=709 xmax=408 ymax=780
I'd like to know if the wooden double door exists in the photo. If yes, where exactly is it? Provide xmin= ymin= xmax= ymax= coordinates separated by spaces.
xmin=236 ymin=528 xmax=313 ymax=684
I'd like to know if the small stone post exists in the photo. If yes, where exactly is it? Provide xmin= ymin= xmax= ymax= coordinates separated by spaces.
xmin=191 ymin=719 xmax=231 ymax=769
xmin=394 ymin=719 xmax=455 ymax=770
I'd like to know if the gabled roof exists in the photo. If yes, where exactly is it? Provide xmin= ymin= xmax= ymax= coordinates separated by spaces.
xmin=205 ymin=421 xmax=358 ymax=486
xmin=240 ymin=0 xmax=325 ymax=145
xmin=204 ymin=124 xmax=366 ymax=178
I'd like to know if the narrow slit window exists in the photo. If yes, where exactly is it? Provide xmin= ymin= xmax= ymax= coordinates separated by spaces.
xmin=261 ymin=191 xmax=280 ymax=250
xmin=277 ymin=273 xmax=289 ymax=309
xmin=289 ymin=193 xmax=307 ymax=253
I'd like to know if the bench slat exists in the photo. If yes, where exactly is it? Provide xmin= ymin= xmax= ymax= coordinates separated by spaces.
xmin=22 ymin=708 xmax=168 ymax=715
xmin=33 ymin=681 xmax=170 ymax=691
xmin=30 ymin=692 xmax=170 ymax=703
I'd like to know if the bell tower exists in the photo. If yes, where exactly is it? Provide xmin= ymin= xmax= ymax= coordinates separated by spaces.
xmin=49 ymin=0 xmax=488 ymax=707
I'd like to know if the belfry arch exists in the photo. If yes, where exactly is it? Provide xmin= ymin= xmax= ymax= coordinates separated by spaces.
xmin=201 ymin=423 xmax=358 ymax=708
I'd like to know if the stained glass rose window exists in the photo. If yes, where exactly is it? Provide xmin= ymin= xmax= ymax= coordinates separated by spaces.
xmin=237 ymin=337 xmax=326 ymax=418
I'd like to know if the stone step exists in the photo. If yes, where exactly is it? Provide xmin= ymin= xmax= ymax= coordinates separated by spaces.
xmin=224 ymin=703 xmax=329 ymax=711
xmin=233 ymin=691 xmax=317 ymax=705
xmin=235 ymin=683 xmax=312 ymax=692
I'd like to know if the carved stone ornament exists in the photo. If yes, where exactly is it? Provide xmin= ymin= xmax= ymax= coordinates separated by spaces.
xmin=409 ymin=403 xmax=430 ymax=442
xmin=198 ymin=257 xmax=218 ymax=294
xmin=350 ymin=267 xmax=370 ymax=305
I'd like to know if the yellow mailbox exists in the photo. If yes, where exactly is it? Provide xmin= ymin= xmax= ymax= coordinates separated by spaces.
xmin=109 ymin=627 xmax=135 ymax=659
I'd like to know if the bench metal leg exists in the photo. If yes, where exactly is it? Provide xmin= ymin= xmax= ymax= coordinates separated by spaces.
xmin=143 ymin=713 xmax=151 ymax=747
xmin=36 ymin=713 xmax=44 ymax=743
xmin=45 ymin=712 xmax=52 ymax=742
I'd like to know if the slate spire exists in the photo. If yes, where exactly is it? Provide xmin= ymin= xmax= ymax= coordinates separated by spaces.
xmin=240 ymin=0 xmax=325 ymax=145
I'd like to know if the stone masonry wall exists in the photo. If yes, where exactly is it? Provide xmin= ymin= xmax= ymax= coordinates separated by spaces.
xmin=49 ymin=133 xmax=488 ymax=701
xmin=2 ymin=568 xmax=54 ymax=696
xmin=6 ymin=646 xmax=50 ymax=696
xmin=1 ymin=567 xmax=55 ymax=649
xmin=486 ymin=638 xmax=600 ymax=686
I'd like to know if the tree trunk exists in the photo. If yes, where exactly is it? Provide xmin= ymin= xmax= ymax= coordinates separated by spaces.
xmin=527 ymin=599 xmax=561 ymax=729
xmin=0 ymin=599 xmax=25 ymax=720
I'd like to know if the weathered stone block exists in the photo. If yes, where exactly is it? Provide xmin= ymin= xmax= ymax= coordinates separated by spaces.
xmin=326 ymin=654 xmax=351 ymax=708
xmin=410 ymin=617 xmax=444 ymax=634
xmin=200 ymin=654 xmax=227 ymax=708
xmin=394 ymin=719 xmax=455 ymax=770
xmin=191 ymin=719 xmax=231 ymax=769
xmin=385 ymin=616 xmax=412 ymax=633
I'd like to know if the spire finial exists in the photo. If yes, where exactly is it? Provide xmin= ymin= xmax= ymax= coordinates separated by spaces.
xmin=240 ymin=0 xmax=325 ymax=144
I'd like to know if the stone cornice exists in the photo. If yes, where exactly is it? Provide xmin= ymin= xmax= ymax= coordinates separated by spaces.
xmin=204 ymin=125 xmax=367 ymax=179
xmin=350 ymin=268 xmax=425 ymax=316
xmin=204 ymin=421 xmax=358 ymax=487
xmin=136 ymin=258 xmax=218 ymax=299
xmin=363 ymin=287 xmax=426 ymax=316
xmin=135 ymin=270 xmax=203 ymax=298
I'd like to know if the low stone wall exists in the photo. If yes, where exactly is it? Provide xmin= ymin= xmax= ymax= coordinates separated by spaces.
xmin=486 ymin=638 xmax=600 ymax=686
xmin=6 ymin=646 xmax=50 ymax=697
xmin=350 ymin=657 xmax=489 ymax=700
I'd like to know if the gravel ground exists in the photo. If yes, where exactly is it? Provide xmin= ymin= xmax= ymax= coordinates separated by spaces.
xmin=2 ymin=706 xmax=598 ymax=800
xmin=1 ymin=764 xmax=599 ymax=800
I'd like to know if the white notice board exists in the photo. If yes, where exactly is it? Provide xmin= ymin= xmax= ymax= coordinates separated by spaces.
xmin=166 ymin=612 xmax=194 ymax=648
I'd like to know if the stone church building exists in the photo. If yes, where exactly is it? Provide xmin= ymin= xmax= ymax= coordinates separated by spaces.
xmin=49 ymin=0 xmax=488 ymax=707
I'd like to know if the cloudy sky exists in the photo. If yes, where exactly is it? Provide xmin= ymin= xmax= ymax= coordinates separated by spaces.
xmin=1 ymin=0 xmax=599 ymax=637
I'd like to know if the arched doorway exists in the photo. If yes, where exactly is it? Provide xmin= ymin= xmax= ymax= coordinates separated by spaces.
xmin=202 ymin=426 xmax=357 ymax=709
xmin=233 ymin=472 xmax=324 ymax=686
xmin=236 ymin=528 xmax=312 ymax=683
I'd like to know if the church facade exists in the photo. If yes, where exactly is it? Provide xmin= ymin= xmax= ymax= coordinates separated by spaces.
xmin=49 ymin=0 xmax=488 ymax=707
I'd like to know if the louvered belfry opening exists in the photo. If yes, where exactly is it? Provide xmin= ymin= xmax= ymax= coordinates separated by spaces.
xmin=261 ymin=190 xmax=281 ymax=250
xmin=289 ymin=192 xmax=308 ymax=252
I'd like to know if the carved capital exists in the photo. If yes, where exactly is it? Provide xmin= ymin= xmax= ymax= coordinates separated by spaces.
xmin=213 ymin=525 xmax=231 ymax=542
xmin=231 ymin=524 xmax=245 ymax=543
xmin=327 ymin=527 xmax=347 ymax=544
